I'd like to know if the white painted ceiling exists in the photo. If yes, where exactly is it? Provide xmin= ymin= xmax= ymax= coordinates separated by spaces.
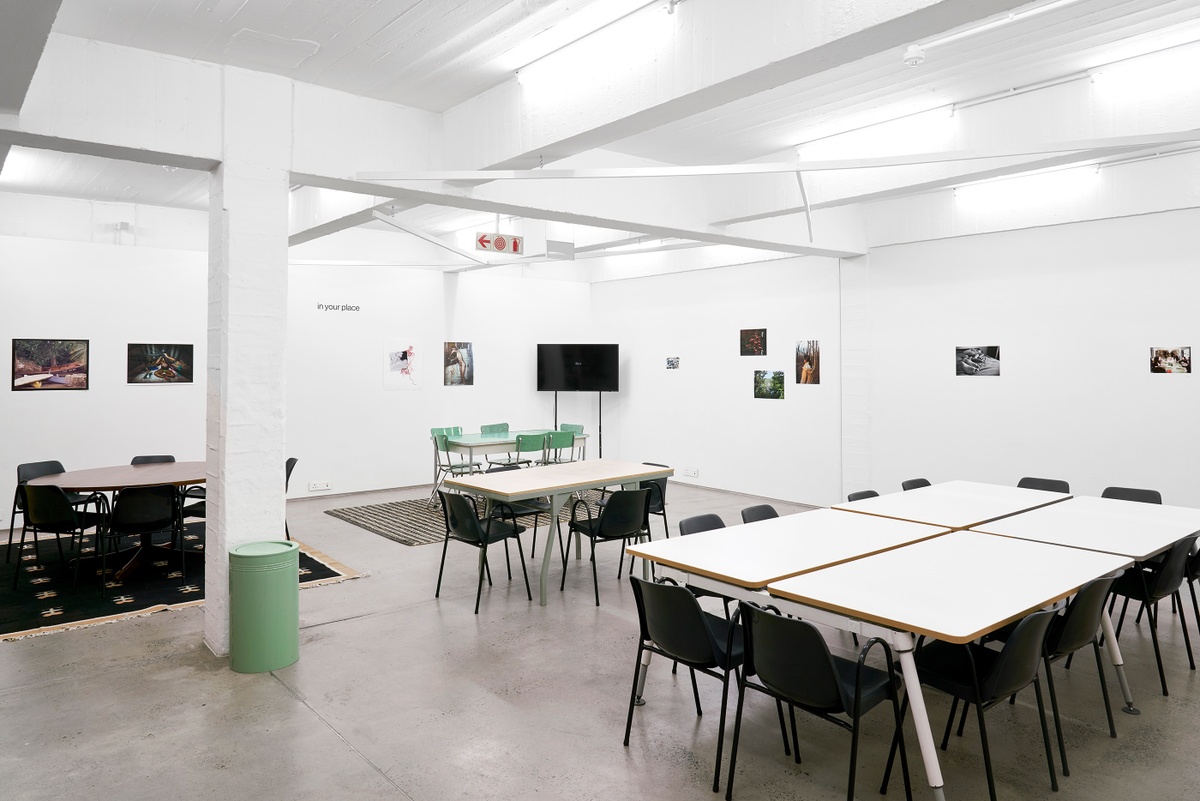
xmin=5 ymin=0 xmax=1200 ymax=240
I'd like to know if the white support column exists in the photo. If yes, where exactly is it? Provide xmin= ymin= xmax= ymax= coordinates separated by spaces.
xmin=204 ymin=69 xmax=293 ymax=656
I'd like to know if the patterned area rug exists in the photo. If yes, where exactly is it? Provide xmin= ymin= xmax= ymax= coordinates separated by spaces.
xmin=0 ymin=523 xmax=358 ymax=640
xmin=326 ymin=492 xmax=603 ymax=547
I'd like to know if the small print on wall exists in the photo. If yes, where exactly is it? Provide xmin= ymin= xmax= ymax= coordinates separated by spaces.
xmin=740 ymin=328 xmax=766 ymax=356
xmin=444 ymin=342 xmax=474 ymax=386
xmin=12 ymin=339 xmax=89 ymax=390
xmin=796 ymin=340 xmax=820 ymax=384
xmin=753 ymin=370 xmax=785 ymax=399
xmin=1151 ymin=347 xmax=1191 ymax=374
xmin=666 ymin=357 xmax=680 ymax=369
xmin=127 ymin=343 xmax=193 ymax=384
xmin=956 ymin=346 xmax=1001 ymax=376
xmin=384 ymin=340 xmax=420 ymax=390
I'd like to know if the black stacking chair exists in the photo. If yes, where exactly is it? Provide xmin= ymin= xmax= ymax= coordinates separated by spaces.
xmin=727 ymin=603 xmax=912 ymax=801
xmin=611 ymin=463 xmax=671 ymax=578
xmin=1017 ymin=477 xmax=1070 ymax=493
xmin=435 ymin=490 xmax=531 ymax=614
xmin=625 ymin=576 xmax=744 ymax=794
xmin=1101 ymin=486 xmax=1162 ymax=505
xmin=1111 ymin=534 xmax=1197 ymax=696
xmin=15 ymin=484 xmax=108 ymax=591
xmin=884 ymin=608 xmax=1059 ymax=801
xmin=130 ymin=454 xmax=175 ymax=465
xmin=282 ymin=457 xmax=298 ymax=540
xmin=678 ymin=514 xmax=733 ymax=616
xmin=8 ymin=461 xmax=89 ymax=564
xmin=740 ymin=504 xmax=778 ymax=524
xmin=484 ymin=464 xmax=565 ymax=566
xmin=107 ymin=484 xmax=181 ymax=587
xmin=901 ymin=478 xmax=931 ymax=491
xmin=562 ymin=489 xmax=650 ymax=606
xmin=846 ymin=490 xmax=880 ymax=502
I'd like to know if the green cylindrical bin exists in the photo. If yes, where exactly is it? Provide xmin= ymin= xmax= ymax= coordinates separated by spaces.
xmin=229 ymin=540 xmax=300 ymax=673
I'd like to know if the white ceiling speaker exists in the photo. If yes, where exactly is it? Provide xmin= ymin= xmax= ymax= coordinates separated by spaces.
xmin=903 ymin=45 xmax=926 ymax=67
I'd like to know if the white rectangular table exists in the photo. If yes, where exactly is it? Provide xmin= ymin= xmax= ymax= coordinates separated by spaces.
xmin=445 ymin=429 xmax=588 ymax=462
xmin=445 ymin=459 xmax=672 ymax=605
xmin=767 ymin=531 xmax=1132 ymax=801
xmin=833 ymin=479 xmax=1069 ymax=530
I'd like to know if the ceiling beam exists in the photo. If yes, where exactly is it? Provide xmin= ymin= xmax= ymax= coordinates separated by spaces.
xmin=0 ymin=0 xmax=62 ymax=115
xmin=0 ymin=127 xmax=220 ymax=172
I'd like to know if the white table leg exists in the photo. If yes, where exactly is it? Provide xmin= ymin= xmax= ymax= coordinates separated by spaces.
xmin=895 ymin=636 xmax=947 ymax=800
xmin=538 ymin=491 xmax=569 ymax=606
xmin=634 ymin=646 xmax=652 ymax=704
xmin=1099 ymin=610 xmax=1139 ymax=714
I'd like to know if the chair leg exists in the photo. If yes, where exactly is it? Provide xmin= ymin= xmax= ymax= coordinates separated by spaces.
xmin=940 ymin=697 xmax=959 ymax=749
xmin=474 ymin=546 xmax=489 ymax=615
xmin=502 ymin=539 xmax=512 ymax=580
xmin=1144 ymin=596 xmax=1170 ymax=696
xmin=590 ymin=538 xmax=600 ymax=607
xmin=1190 ymin=580 xmax=1200 ymax=646
xmin=955 ymin=698 xmax=970 ymax=737
xmin=1043 ymin=655 xmax=1069 ymax=777
xmin=880 ymin=693 xmax=909 ymax=794
xmin=5 ymin=506 xmax=17 ymax=564
xmin=1033 ymin=676 xmax=1059 ymax=791
xmin=11 ymin=525 xmax=30 ymax=589
xmin=624 ymin=643 xmax=647 ymax=746
xmin=434 ymin=535 xmax=451 ymax=598
xmin=712 ymin=666 xmax=734 ymax=794
xmin=774 ymin=699 xmax=791 ymax=757
xmin=1090 ymin=640 xmax=1117 ymax=738
xmin=1174 ymin=590 xmax=1195 ymax=670
xmin=514 ymin=535 xmax=532 ymax=601
xmin=724 ymin=672 xmax=749 ymax=801
xmin=974 ymin=700 xmax=998 ymax=801
xmin=789 ymin=703 xmax=800 ymax=764
xmin=689 ymin=667 xmax=702 ymax=716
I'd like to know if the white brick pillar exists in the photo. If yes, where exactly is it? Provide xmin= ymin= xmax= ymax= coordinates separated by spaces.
xmin=204 ymin=69 xmax=292 ymax=656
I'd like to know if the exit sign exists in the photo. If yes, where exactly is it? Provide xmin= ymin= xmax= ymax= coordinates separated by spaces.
xmin=476 ymin=232 xmax=523 ymax=254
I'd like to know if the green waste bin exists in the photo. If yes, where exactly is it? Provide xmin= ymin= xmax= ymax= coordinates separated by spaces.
xmin=229 ymin=540 xmax=300 ymax=673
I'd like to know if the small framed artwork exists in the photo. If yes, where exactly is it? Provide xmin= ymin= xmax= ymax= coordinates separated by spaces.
xmin=666 ymin=357 xmax=680 ymax=369
xmin=1150 ymin=347 xmax=1190 ymax=374
xmin=796 ymin=340 xmax=820 ymax=384
xmin=12 ymin=339 xmax=89 ymax=390
xmin=753 ymin=370 xmax=785 ymax=399
xmin=740 ymin=328 xmax=766 ymax=356
xmin=444 ymin=341 xmax=474 ymax=386
xmin=384 ymin=340 xmax=420 ymax=390
xmin=127 ymin=344 xmax=194 ymax=384
xmin=955 ymin=346 xmax=1000 ymax=376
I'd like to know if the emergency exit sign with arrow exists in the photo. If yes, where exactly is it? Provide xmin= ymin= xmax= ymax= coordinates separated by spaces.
xmin=476 ymin=232 xmax=523 ymax=254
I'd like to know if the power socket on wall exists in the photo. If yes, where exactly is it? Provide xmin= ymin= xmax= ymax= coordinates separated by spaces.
xmin=308 ymin=480 xmax=331 ymax=492
xmin=683 ymin=468 xmax=699 ymax=478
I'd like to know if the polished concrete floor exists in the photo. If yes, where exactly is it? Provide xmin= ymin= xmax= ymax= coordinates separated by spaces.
xmin=3 ymin=481 xmax=1199 ymax=801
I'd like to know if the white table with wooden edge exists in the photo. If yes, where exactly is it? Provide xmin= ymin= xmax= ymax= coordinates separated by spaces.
xmin=972 ymin=494 xmax=1200 ymax=714
xmin=445 ymin=459 xmax=673 ymax=605
xmin=766 ymin=531 xmax=1132 ymax=801
xmin=623 ymin=510 xmax=948 ymax=736
xmin=832 ymin=479 xmax=1071 ymax=530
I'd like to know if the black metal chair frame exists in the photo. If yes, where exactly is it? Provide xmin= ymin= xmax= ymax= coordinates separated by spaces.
xmin=435 ymin=490 xmax=531 ymax=614
xmin=13 ymin=484 xmax=109 ymax=591
xmin=563 ymin=489 xmax=650 ymax=606
xmin=106 ymin=483 xmax=183 ymax=590
xmin=8 ymin=460 xmax=89 ymax=565
xmin=726 ymin=603 xmax=912 ymax=801
xmin=624 ymin=575 xmax=744 ymax=794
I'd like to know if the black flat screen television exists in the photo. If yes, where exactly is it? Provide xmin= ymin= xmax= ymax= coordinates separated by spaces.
xmin=537 ymin=343 xmax=619 ymax=392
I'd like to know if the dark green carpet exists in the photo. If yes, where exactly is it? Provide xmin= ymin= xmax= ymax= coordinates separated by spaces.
xmin=1 ymin=523 xmax=354 ymax=640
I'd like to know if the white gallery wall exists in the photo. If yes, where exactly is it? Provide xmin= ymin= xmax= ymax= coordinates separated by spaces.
xmin=862 ymin=206 xmax=1200 ymax=506
xmin=0 ymin=234 xmax=207 ymax=517
xmin=591 ymin=256 xmax=844 ymax=506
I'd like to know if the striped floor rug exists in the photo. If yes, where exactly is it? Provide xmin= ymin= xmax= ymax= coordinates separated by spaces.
xmin=325 ymin=493 xmax=603 ymax=547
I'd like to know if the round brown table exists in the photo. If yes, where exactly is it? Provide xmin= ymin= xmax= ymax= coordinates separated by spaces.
xmin=28 ymin=461 xmax=207 ymax=581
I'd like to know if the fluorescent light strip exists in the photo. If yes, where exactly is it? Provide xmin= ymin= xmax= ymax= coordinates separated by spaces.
xmin=508 ymin=0 xmax=662 ymax=73
xmin=920 ymin=0 xmax=1091 ymax=50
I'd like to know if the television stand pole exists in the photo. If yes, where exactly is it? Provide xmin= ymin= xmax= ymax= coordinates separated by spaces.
xmin=553 ymin=391 xmax=558 ymax=430
xmin=598 ymin=391 xmax=603 ymax=458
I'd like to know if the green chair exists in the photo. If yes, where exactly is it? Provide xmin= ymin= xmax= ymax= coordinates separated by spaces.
xmin=537 ymin=430 xmax=576 ymax=466
xmin=481 ymin=423 xmax=515 ymax=467
xmin=429 ymin=428 xmax=481 ymax=506
xmin=559 ymin=423 xmax=586 ymax=460
xmin=489 ymin=428 xmax=544 ymax=468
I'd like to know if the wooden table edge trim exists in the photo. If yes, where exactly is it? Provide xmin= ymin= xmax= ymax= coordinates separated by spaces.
xmin=831 ymin=493 xmax=1072 ymax=531
xmin=25 ymin=464 xmax=207 ymax=492
xmin=625 ymin=530 xmax=951 ymax=590
xmin=444 ymin=467 xmax=673 ymax=500
xmin=975 ymin=529 xmax=1166 ymax=561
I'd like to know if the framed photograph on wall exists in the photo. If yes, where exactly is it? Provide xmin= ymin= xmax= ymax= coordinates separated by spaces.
xmin=955 ymin=346 xmax=1001 ymax=376
xmin=740 ymin=328 xmax=766 ymax=356
xmin=1150 ymin=347 xmax=1190 ymax=374
xmin=12 ymin=339 xmax=89 ymax=391
xmin=444 ymin=342 xmax=474 ymax=386
xmin=384 ymin=339 xmax=420 ymax=390
xmin=753 ymin=370 xmax=785 ymax=399
xmin=127 ymin=343 xmax=194 ymax=384
xmin=796 ymin=340 xmax=820 ymax=384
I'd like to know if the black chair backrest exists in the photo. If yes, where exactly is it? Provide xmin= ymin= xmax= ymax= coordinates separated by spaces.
xmin=285 ymin=457 xmax=299 ymax=490
xmin=744 ymin=604 xmax=844 ymax=713
xmin=1017 ymin=476 xmax=1069 ymax=493
xmin=595 ymin=489 xmax=650 ymax=540
xmin=640 ymin=462 xmax=669 ymax=514
xmin=1143 ymin=535 xmax=1198 ymax=602
xmin=111 ymin=484 xmax=177 ymax=530
xmin=679 ymin=513 xmax=725 ymax=536
xmin=439 ymin=491 xmax=485 ymax=544
xmin=131 ymin=455 xmax=175 ymax=465
xmin=1047 ymin=574 xmax=1118 ymax=657
xmin=980 ymin=608 xmax=1057 ymax=701
xmin=846 ymin=490 xmax=879 ymax=502
xmin=741 ymin=504 xmax=778 ymax=524
xmin=629 ymin=576 xmax=722 ymax=668
xmin=15 ymin=461 xmax=67 ymax=513
xmin=1102 ymin=486 xmax=1162 ymax=505
xmin=23 ymin=484 xmax=78 ymax=528
xmin=901 ymin=478 xmax=931 ymax=491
